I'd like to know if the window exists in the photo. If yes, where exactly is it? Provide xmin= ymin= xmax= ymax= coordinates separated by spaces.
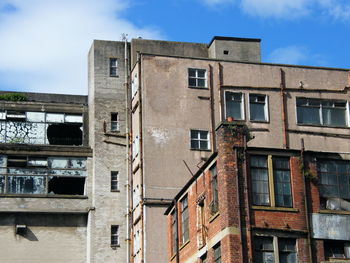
xmin=250 ymin=155 xmax=292 ymax=207
xmin=180 ymin=196 xmax=189 ymax=244
xmin=110 ymin=58 xmax=118 ymax=77
xmin=225 ymin=91 xmax=244 ymax=120
xmin=111 ymin=225 xmax=119 ymax=246
xmin=254 ymin=237 xmax=296 ymax=263
xmin=324 ymin=240 xmax=350 ymax=260
xmin=296 ymin=98 xmax=348 ymax=127
xmin=171 ymin=212 xmax=177 ymax=255
xmin=210 ymin=164 xmax=219 ymax=215
xmin=200 ymin=253 xmax=208 ymax=263
xmin=249 ymin=94 xmax=268 ymax=122
xmin=110 ymin=113 xmax=119 ymax=132
xmin=213 ymin=243 xmax=221 ymax=263
xmin=190 ymin=130 xmax=209 ymax=150
xmin=188 ymin=68 xmax=207 ymax=88
xmin=318 ymin=160 xmax=350 ymax=205
xmin=111 ymin=171 xmax=119 ymax=191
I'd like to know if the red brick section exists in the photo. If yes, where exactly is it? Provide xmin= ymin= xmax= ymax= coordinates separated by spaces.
xmin=167 ymin=122 xmax=325 ymax=263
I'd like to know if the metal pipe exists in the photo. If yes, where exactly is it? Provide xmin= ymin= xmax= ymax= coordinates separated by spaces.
xmin=209 ymin=64 xmax=216 ymax=152
xmin=300 ymin=139 xmax=313 ymax=263
xmin=280 ymin=69 xmax=289 ymax=149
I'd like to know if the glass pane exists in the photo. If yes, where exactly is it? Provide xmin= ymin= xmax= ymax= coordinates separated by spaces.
xmin=197 ymin=78 xmax=206 ymax=87
xmin=297 ymin=106 xmax=320 ymax=125
xmin=250 ymin=103 xmax=266 ymax=121
xmin=70 ymin=158 xmax=86 ymax=169
xmin=188 ymin=69 xmax=196 ymax=77
xmin=199 ymin=131 xmax=208 ymax=139
xmin=0 ymin=176 xmax=4 ymax=193
xmin=48 ymin=157 xmax=68 ymax=168
xmin=7 ymin=176 xmax=45 ymax=194
xmin=200 ymin=141 xmax=208 ymax=150
xmin=46 ymin=113 xmax=64 ymax=123
xmin=26 ymin=112 xmax=45 ymax=122
xmin=197 ymin=70 xmax=206 ymax=78
xmin=322 ymin=108 xmax=346 ymax=127
xmin=191 ymin=140 xmax=199 ymax=149
xmin=50 ymin=169 xmax=86 ymax=176
xmin=226 ymin=92 xmax=243 ymax=120
xmin=65 ymin=115 xmax=83 ymax=123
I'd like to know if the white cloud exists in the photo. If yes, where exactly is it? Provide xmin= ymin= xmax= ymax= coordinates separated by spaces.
xmin=240 ymin=0 xmax=310 ymax=18
xmin=318 ymin=0 xmax=350 ymax=21
xmin=267 ymin=46 xmax=308 ymax=65
xmin=0 ymin=0 xmax=162 ymax=95
xmin=202 ymin=0 xmax=235 ymax=6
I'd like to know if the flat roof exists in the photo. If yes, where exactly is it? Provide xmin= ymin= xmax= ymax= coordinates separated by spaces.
xmin=209 ymin=36 xmax=261 ymax=46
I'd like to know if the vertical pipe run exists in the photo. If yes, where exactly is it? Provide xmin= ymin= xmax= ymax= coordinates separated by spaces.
xmin=218 ymin=63 xmax=223 ymax=122
xmin=209 ymin=65 xmax=216 ymax=152
xmin=174 ymin=200 xmax=180 ymax=263
xmin=280 ymin=69 xmax=289 ymax=149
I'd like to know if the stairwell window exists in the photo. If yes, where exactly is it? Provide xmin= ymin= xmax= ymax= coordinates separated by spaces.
xmin=180 ymin=195 xmax=189 ymax=244
xmin=250 ymin=155 xmax=292 ymax=208
xmin=111 ymin=171 xmax=119 ymax=192
xmin=110 ymin=58 xmax=118 ymax=77
xmin=188 ymin=68 xmax=207 ymax=88
xmin=225 ymin=91 xmax=244 ymax=120
xmin=190 ymin=130 xmax=209 ymax=150
xmin=111 ymin=225 xmax=119 ymax=247
xmin=296 ymin=98 xmax=348 ymax=127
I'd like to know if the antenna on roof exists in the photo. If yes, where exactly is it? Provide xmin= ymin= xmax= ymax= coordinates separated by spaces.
xmin=121 ymin=33 xmax=128 ymax=41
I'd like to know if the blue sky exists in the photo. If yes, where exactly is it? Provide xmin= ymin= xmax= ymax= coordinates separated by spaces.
xmin=0 ymin=0 xmax=349 ymax=95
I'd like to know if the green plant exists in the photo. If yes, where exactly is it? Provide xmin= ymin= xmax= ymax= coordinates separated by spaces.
xmin=0 ymin=93 xmax=27 ymax=101
xmin=227 ymin=122 xmax=253 ymax=142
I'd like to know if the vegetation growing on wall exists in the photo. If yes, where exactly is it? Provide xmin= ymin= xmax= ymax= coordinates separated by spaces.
xmin=0 ymin=93 xmax=27 ymax=101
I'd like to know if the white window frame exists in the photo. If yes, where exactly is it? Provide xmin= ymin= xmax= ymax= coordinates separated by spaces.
xmin=110 ymin=58 xmax=118 ymax=77
xmin=224 ymin=91 xmax=245 ymax=121
xmin=110 ymin=112 xmax=119 ymax=132
xmin=248 ymin=93 xmax=268 ymax=122
xmin=188 ymin=68 xmax=207 ymax=88
xmin=190 ymin=129 xmax=210 ymax=150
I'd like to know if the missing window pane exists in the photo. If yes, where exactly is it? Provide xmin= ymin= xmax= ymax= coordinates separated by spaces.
xmin=48 ymin=177 xmax=85 ymax=195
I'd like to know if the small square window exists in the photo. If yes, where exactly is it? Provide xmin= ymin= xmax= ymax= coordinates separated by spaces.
xmin=190 ymin=130 xmax=209 ymax=150
xmin=110 ymin=58 xmax=118 ymax=77
xmin=111 ymin=171 xmax=119 ymax=192
xmin=111 ymin=113 xmax=119 ymax=132
xmin=111 ymin=225 xmax=119 ymax=246
xmin=188 ymin=68 xmax=207 ymax=88
xmin=224 ymin=91 xmax=244 ymax=120
xmin=249 ymin=94 xmax=268 ymax=122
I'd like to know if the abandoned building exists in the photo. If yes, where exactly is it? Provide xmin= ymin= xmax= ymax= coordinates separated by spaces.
xmin=0 ymin=35 xmax=349 ymax=263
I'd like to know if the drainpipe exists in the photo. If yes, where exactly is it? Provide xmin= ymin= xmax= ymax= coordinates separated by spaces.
xmin=300 ymin=139 xmax=313 ymax=263
xmin=280 ymin=69 xmax=289 ymax=149
xmin=209 ymin=65 xmax=216 ymax=152
xmin=234 ymin=148 xmax=245 ymax=263
xmin=218 ymin=63 xmax=223 ymax=121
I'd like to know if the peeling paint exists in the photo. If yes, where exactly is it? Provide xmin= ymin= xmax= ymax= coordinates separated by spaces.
xmin=148 ymin=128 xmax=170 ymax=145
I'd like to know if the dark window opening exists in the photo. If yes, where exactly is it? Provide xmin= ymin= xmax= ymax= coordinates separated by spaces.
xmin=110 ymin=113 xmax=119 ymax=131
xmin=111 ymin=225 xmax=119 ymax=246
xmin=48 ymin=177 xmax=85 ymax=195
xmin=111 ymin=171 xmax=119 ymax=191
xmin=47 ymin=123 xmax=82 ymax=145
xmin=223 ymin=50 xmax=229 ymax=55
xmin=324 ymin=240 xmax=350 ymax=259
xmin=6 ymin=111 xmax=26 ymax=121
xmin=7 ymin=156 xmax=27 ymax=167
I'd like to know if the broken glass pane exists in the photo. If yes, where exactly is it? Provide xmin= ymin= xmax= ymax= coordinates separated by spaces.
xmin=0 ymin=176 xmax=4 ymax=193
xmin=64 ymin=115 xmax=83 ymax=123
xmin=8 ymin=168 xmax=47 ymax=175
xmin=50 ymin=169 xmax=86 ymax=176
xmin=0 ymin=111 xmax=6 ymax=120
xmin=48 ymin=157 xmax=68 ymax=168
xmin=0 ymin=155 xmax=7 ymax=168
xmin=69 ymin=158 xmax=86 ymax=169
xmin=7 ymin=175 xmax=45 ymax=194
xmin=28 ymin=158 xmax=48 ymax=167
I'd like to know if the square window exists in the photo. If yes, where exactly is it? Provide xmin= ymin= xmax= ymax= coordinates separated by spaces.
xmin=249 ymin=94 xmax=268 ymax=122
xmin=111 ymin=225 xmax=119 ymax=246
xmin=110 ymin=58 xmax=118 ymax=77
xmin=190 ymin=130 xmax=209 ymax=150
xmin=111 ymin=171 xmax=119 ymax=192
xmin=225 ymin=91 xmax=244 ymax=120
xmin=188 ymin=68 xmax=207 ymax=88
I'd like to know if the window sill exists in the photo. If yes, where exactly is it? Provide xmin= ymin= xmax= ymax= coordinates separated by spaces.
xmin=296 ymin=123 xmax=349 ymax=129
xmin=209 ymin=212 xmax=220 ymax=223
xmin=319 ymin=209 xmax=350 ymax=215
xmin=111 ymin=190 xmax=120 ymax=193
xmin=190 ymin=148 xmax=211 ymax=152
xmin=250 ymin=120 xmax=269 ymax=124
xmin=109 ymin=75 xmax=119 ymax=78
xmin=111 ymin=244 xmax=120 ymax=249
xmin=188 ymin=86 xmax=209 ymax=90
xmin=179 ymin=240 xmax=190 ymax=251
xmin=252 ymin=206 xmax=299 ymax=212
xmin=0 ymin=194 xmax=88 ymax=199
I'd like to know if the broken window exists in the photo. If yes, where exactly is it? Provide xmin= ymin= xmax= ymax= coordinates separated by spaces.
xmin=254 ymin=237 xmax=296 ymax=263
xmin=318 ymin=160 xmax=350 ymax=209
xmin=324 ymin=240 xmax=350 ymax=260
xmin=180 ymin=195 xmax=189 ymax=244
xmin=0 ymin=111 xmax=83 ymax=145
xmin=0 ymin=155 xmax=86 ymax=196
xmin=209 ymin=163 xmax=219 ymax=214
xmin=110 ymin=113 xmax=119 ymax=132
xmin=296 ymin=98 xmax=348 ymax=127
xmin=225 ymin=91 xmax=244 ymax=120
xmin=249 ymin=94 xmax=268 ymax=122
xmin=188 ymin=68 xmax=207 ymax=88
xmin=190 ymin=129 xmax=209 ymax=150
xmin=251 ymin=155 xmax=292 ymax=207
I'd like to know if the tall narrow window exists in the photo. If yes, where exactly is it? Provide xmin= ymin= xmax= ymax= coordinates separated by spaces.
xmin=213 ymin=243 xmax=221 ymax=263
xmin=180 ymin=196 xmax=189 ymax=244
xmin=171 ymin=212 xmax=177 ymax=255
xmin=254 ymin=237 xmax=274 ymax=263
xmin=111 ymin=171 xmax=119 ymax=192
xmin=111 ymin=225 xmax=119 ymax=246
xmin=110 ymin=58 xmax=118 ymax=77
xmin=278 ymin=238 xmax=296 ymax=263
xmin=111 ymin=113 xmax=119 ymax=132
xmin=210 ymin=164 xmax=219 ymax=214
xmin=249 ymin=94 xmax=268 ymax=122
xmin=225 ymin=92 xmax=244 ymax=120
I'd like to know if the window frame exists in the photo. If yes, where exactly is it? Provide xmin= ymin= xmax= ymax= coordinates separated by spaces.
xmin=213 ymin=243 xmax=221 ymax=263
xmin=296 ymin=97 xmax=349 ymax=128
xmin=210 ymin=163 xmax=219 ymax=215
xmin=188 ymin=68 xmax=207 ymax=89
xmin=111 ymin=171 xmax=119 ymax=192
xmin=224 ymin=91 xmax=245 ymax=121
xmin=110 ymin=112 xmax=119 ymax=132
xmin=180 ymin=195 xmax=189 ymax=244
xmin=111 ymin=225 xmax=120 ymax=247
xmin=109 ymin=58 xmax=118 ymax=77
xmin=250 ymin=155 xmax=293 ymax=208
xmin=190 ymin=129 xmax=210 ymax=151
xmin=249 ymin=93 xmax=269 ymax=122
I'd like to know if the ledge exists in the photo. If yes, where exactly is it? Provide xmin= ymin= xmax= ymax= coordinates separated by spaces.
xmin=209 ymin=212 xmax=220 ymax=223
xmin=252 ymin=206 xmax=299 ymax=212
xmin=179 ymin=240 xmax=190 ymax=251
xmin=319 ymin=209 xmax=350 ymax=215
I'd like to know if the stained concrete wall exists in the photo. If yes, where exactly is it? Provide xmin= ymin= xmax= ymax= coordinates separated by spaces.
xmin=88 ymin=40 xmax=128 ymax=263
